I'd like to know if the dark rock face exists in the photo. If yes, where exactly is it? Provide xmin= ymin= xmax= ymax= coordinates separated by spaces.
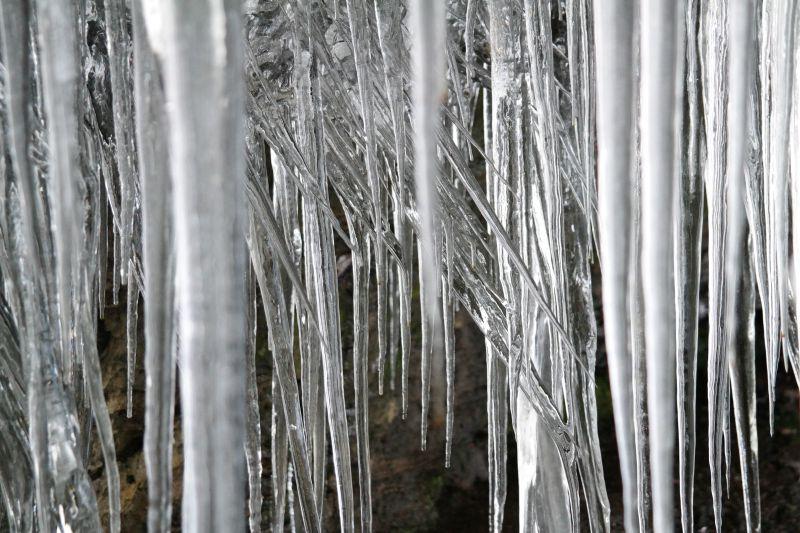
xmin=90 ymin=256 xmax=799 ymax=531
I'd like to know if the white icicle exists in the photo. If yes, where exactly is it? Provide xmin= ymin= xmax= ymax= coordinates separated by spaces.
xmin=133 ymin=1 xmax=177 ymax=529
xmin=409 ymin=0 xmax=445 ymax=448
xmin=640 ymin=1 xmax=683 ymax=530
xmin=592 ymin=1 xmax=639 ymax=530
xmin=153 ymin=1 xmax=248 ymax=530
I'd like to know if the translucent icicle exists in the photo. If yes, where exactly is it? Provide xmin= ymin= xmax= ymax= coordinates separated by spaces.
xmin=348 ymin=217 xmax=372 ymax=532
xmin=104 ymin=0 xmax=137 ymax=283
xmin=486 ymin=1 xmax=516 ymax=528
xmin=443 ymin=231 xmax=456 ymax=467
xmin=271 ymin=370 xmax=289 ymax=532
xmin=36 ymin=1 xmax=118 ymax=530
xmin=766 ymin=0 xmax=798 ymax=399
xmin=346 ymin=0 xmax=386 ymax=399
xmin=374 ymin=0 xmax=410 ymax=399
xmin=674 ymin=2 xmax=704 ymax=530
xmin=249 ymin=225 xmax=319 ymax=531
xmin=126 ymin=268 xmax=139 ymax=418
xmin=592 ymin=1 xmax=639 ymax=530
xmin=729 ymin=237 xmax=761 ymax=533
xmin=153 ymin=1 xmax=248 ymax=529
xmin=724 ymin=5 xmax=759 ymax=532
xmin=288 ymin=21 xmax=327 ymax=519
xmin=290 ymin=14 xmax=354 ymax=527
xmin=244 ymin=269 xmax=263 ymax=533
xmin=700 ymin=1 xmax=732 ymax=527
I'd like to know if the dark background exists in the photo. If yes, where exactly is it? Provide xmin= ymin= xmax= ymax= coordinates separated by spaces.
xmin=91 ymin=249 xmax=800 ymax=532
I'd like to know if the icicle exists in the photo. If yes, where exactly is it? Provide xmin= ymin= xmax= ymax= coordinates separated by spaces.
xmin=793 ymin=1 xmax=800 ymax=379
xmin=409 ymin=0 xmax=445 ymax=449
xmin=725 ymin=3 xmax=759 ymax=531
xmin=640 ymin=1 xmax=683 ymax=530
xmin=486 ymin=1 xmax=516 ymax=528
xmin=152 ymin=0 xmax=248 ymax=529
xmin=5 ymin=0 xmax=800 ymax=529
xmin=126 ymin=268 xmax=139 ymax=418
xmin=766 ymin=0 xmax=798 ymax=402
xmin=244 ymin=268 xmax=263 ymax=533
xmin=675 ymin=1 xmax=704 ymax=530
xmin=346 ymin=0 xmax=386 ymax=401
xmin=134 ymin=1 xmax=177 ymax=529
xmin=104 ymin=0 xmax=137 ymax=283
xmin=36 ymin=0 xmax=81 ymax=384
xmin=294 ymin=11 xmax=355 ymax=527
xmin=348 ymin=216 xmax=372 ymax=532
xmin=271 ymin=372 xmax=289 ymax=533
xmin=443 ymin=231 xmax=456 ymax=468
xmin=592 ymin=1 xmax=639 ymax=530
xmin=249 ymin=224 xmax=320 ymax=531
xmin=374 ymin=0 xmax=410 ymax=399
xmin=729 ymin=236 xmax=762 ymax=532
xmin=700 ymin=1 xmax=733 ymax=527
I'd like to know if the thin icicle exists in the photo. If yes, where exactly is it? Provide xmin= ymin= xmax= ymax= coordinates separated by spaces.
xmin=249 ymin=224 xmax=320 ymax=532
xmin=374 ymin=0 xmax=410 ymax=399
xmin=346 ymin=0 xmax=386 ymax=403
xmin=348 ymin=217 xmax=372 ymax=532
xmin=104 ymin=0 xmax=137 ymax=283
xmin=486 ymin=1 xmax=516 ymax=528
xmin=126 ymin=268 xmax=139 ymax=418
xmin=244 ymin=269 xmax=263 ymax=533
xmin=700 ymin=1 xmax=733 ymax=527
xmin=270 ymin=372 xmax=289 ymax=533
xmin=675 ymin=1 xmax=704 ymax=530
xmin=443 ymin=231 xmax=456 ymax=467
xmin=729 ymin=237 xmax=762 ymax=532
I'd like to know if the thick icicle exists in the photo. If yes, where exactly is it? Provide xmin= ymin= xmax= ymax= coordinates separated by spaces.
xmin=640 ymin=1 xmax=682 ymax=530
xmin=151 ymin=1 xmax=248 ymax=530
xmin=409 ymin=0 xmax=445 ymax=449
xmin=592 ymin=1 xmax=639 ymax=530
xmin=36 ymin=0 xmax=120 ymax=530
xmin=133 ymin=0 xmax=177 ymax=529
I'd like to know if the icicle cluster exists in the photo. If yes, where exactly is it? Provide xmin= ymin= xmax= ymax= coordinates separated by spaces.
xmin=0 ymin=0 xmax=797 ymax=531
